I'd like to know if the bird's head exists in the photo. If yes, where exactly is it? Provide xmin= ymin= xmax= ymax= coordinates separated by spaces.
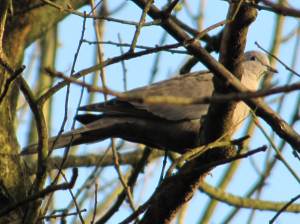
xmin=242 ymin=51 xmax=278 ymax=81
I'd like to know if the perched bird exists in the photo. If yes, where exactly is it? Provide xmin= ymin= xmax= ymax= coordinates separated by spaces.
xmin=22 ymin=51 xmax=276 ymax=155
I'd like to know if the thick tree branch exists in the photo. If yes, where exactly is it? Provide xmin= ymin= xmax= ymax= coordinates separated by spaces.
xmin=262 ymin=0 xmax=300 ymax=18
xmin=129 ymin=1 xmax=300 ymax=223
xmin=5 ymin=0 xmax=88 ymax=50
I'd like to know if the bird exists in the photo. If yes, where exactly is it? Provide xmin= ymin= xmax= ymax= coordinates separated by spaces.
xmin=22 ymin=51 xmax=276 ymax=155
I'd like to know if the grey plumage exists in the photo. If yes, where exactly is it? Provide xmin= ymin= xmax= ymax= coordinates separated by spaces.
xmin=81 ymin=71 xmax=213 ymax=121
xmin=22 ymin=51 xmax=275 ymax=155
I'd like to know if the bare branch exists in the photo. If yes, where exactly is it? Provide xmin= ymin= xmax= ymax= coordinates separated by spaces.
xmin=0 ymin=168 xmax=78 ymax=217
xmin=200 ymin=182 xmax=300 ymax=213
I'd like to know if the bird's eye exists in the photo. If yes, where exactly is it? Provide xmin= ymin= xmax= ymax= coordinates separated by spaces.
xmin=250 ymin=56 xmax=257 ymax=61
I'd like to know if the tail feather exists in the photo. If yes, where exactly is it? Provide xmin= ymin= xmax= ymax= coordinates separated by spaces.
xmin=75 ymin=114 xmax=103 ymax=124
xmin=21 ymin=115 xmax=201 ymax=155
xmin=21 ymin=129 xmax=86 ymax=155
xmin=79 ymin=100 xmax=157 ymax=119
xmin=21 ymin=117 xmax=119 ymax=155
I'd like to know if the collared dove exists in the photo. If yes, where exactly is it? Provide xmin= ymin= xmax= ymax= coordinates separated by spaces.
xmin=22 ymin=51 xmax=276 ymax=155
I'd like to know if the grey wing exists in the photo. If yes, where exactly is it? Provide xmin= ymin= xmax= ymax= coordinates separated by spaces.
xmin=79 ymin=100 xmax=160 ymax=120
xmin=80 ymin=71 xmax=214 ymax=121
xmin=128 ymin=72 xmax=214 ymax=121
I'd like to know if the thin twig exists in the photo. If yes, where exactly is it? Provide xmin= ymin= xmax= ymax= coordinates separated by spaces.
xmin=60 ymin=170 xmax=85 ymax=223
xmin=269 ymin=194 xmax=300 ymax=224
xmin=163 ymin=0 xmax=180 ymax=16
xmin=117 ymin=34 xmax=128 ymax=91
xmin=41 ymin=0 xmax=160 ymax=26
xmin=255 ymin=41 xmax=300 ymax=77
xmin=91 ymin=183 xmax=98 ymax=224
xmin=111 ymin=141 xmax=136 ymax=212
xmin=40 ymin=209 xmax=87 ymax=221
xmin=129 ymin=0 xmax=154 ymax=52
xmin=119 ymin=201 xmax=151 ymax=224
xmin=96 ymin=147 xmax=152 ymax=224
xmin=82 ymin=39 xmax=187 ymax=54
xmin=0 ymin=168 xmax=78 ymax=217
xmin=192 ymin=145 xmax=267 ymax=173
xmin=253 ymin=114 xmax=300 ymax=184
xmin=221 ymin=0 xmax=300 ymax=18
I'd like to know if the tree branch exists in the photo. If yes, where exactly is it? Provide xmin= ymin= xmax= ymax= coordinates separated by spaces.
xmin=200 ymin=182 xmax=300 ymax=213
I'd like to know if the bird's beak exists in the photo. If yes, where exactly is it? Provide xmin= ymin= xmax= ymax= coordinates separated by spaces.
xmin=264 ymin=63 xmax=278 ymax=74
xmin=256 ymin=58 xmax=278 ymax=74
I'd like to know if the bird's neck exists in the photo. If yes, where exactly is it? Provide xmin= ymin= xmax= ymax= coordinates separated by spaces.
xmin=240 ymin=72 xmax=260 ymax=91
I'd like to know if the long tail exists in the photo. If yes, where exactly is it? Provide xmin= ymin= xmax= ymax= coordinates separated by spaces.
xmin=21 ymin=114 xmax=201 ymax=155
xmin=21 ymin=115 xmax=117 ymax=155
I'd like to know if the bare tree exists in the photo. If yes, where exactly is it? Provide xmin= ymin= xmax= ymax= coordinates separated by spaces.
xmin=0 ymin=0 xmax=300 ymax=223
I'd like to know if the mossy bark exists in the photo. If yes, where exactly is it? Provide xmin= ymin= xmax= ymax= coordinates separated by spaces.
xmin=0 ymin=1 xmax=87 ymax=222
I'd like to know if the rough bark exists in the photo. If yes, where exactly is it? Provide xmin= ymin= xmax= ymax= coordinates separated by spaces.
xmin=130 ymin=1 xmax=258 ymax=223
xmin=0 ymin=1 xmax=87 ymax=222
